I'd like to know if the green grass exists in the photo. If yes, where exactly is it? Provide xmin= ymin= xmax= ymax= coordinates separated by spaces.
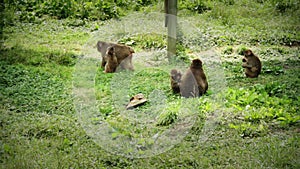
xmin=1 ymin=0 xmax=300 ymax=168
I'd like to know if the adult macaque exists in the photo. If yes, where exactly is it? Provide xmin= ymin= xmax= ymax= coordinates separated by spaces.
xmin=117 ymin=53 xmax=134 ymax=71
xmin=180 ymin=59 xmax=208 ymax=98
xmin=96 ymin=41 xmax=135 ymax=70
xmin=170 ymin=69 xmax=182 ymax=94
xmin=104 ymin=46 xmax=118 ymax=73
xmin=242 ymin=49 xmax=261 ymax=78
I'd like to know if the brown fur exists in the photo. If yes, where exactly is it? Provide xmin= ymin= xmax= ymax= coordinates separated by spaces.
xmin=104 ymin=47 xmax=118 ymax=73
xmin=180 ymin=59 xmax=208 ymax=98
xmin=242 ymin=49 xmax=261 ymax=78
xmin=170 ymin=69 xmax=182 ymax=94
xmin=96 ymin=41 xmax=135 ymax=70
xmin=117 ymin=53 xmax=134 ymax=71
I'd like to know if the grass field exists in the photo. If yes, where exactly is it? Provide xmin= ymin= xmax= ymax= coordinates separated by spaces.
xmin=1 ymin=0 xmax=299 ymax=168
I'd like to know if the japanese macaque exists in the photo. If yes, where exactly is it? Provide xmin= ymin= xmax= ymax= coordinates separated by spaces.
xmin=96 ymin=41 xmax=135 ymax=70
xmin=118 ymin=53 xmax=134 ymax=71
xmin=170 ymin=69 xmax=182 ymax=94
xmin=242 ymin=49 xmax=261 ymax=78
xmin=104 ymin=46 xmax=118 ymax=73
xmin=180 ymin=59 xmax=208 ymax=98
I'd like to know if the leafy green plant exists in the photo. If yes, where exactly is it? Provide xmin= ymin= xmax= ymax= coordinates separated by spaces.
xmin=262 ymin=62 xmax=284 ymax=75
xmin=179 ymin=0 xmax=211 ymax=14
xmin=4 ymin=0 xmax=158 ymax=22
xmin=226 ymin=85 xmax=299 ymax=128
xmin=253 ymin=82 xmax=286 ymax=97
xmin=218 ymin=0 xmax=235 ymax=5
xmin=0 ymin=63 xmax=73 ymax=114
xmin=175 ymin=43 xmax=191 ymax=63
xmin=222 ymin=46 xmax=234 ymax=55
xmin=229 ymin=122 xmax=268 ymax=138
xmin=271 ymin=0 xmax=300 ymax=12
xmin=118 ymin=33 xmax=166 ymax=50
xmin=0 ymin=47 xmax=78 ymax=66
xmin=156 ymin=102 xmax=180 ymax=126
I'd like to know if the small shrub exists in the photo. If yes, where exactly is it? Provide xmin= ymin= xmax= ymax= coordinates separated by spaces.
xmin=223 ymin=46 xmax=234 ymax=55
xmin=271 ymin=0 xmax=300 ymax=13
xmin=118 ymin=33 xmax=166 ymax=50
xmin=229 ymin=122 xmax=268 ymax=138
xmin=175 ymin=43 xmax=190 ymax=63
xmin=4 ymin=0 xmax=158 ymax=22
xmin=262 ymin=63 xmax=284 ymax=75
xmin=218 ymin=0 xmax=235 ymax=5
xmin=156 ymin=103 xmax=180 ymax=126
xmin=179 ymin=0 xmax=211 ymax=14
xmin=253 ymin=82 xmax=286 ymax=97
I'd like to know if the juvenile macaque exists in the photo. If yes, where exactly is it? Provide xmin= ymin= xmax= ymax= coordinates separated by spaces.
xmin=170 ymin=69 xmax=182 ymax=94
xmin=96 ymin=41 xmax=135 ymax=70
xmin=104 ymin=46 xmax=118 ymax=73
xmin=180 ymin=59 xmax=208 ymax=98
xmin=242 ymin=49 xmax=261 ymax=78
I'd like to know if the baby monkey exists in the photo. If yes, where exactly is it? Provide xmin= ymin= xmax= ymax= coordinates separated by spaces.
xmin=242 ymin=49 xmax=262 ymax=78
xmin=170 ymin=69 xmax=182 ymax=94
xmin=104 ymin=46 xmax=118 ymax=73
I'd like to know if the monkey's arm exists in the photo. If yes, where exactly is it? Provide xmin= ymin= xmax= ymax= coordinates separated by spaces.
xmin=245 ymin=69 xmax=259 ymax=78
xmin=242 ymin=63 xmax=252 ymax=68
xmin=250 ymin=67 xmax=258 ymax=72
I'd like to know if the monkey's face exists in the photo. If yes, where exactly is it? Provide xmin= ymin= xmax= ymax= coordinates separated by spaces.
xmin=174 ymin=74 xmax=181 ymax=81
xmin=171 ymin=70 xmax=181 ymax=81
xmin=97 ymin=41 xmax=103 ymax=47
xmin=171 ymin=69 xmax=178 ymax=75
xmin=244 ymin=49 xmax=253 ymax=57
xmin=97 ymin=41 xmax=108 ymax=49
xmin=97 ymin=41 xmax=105 ymax=52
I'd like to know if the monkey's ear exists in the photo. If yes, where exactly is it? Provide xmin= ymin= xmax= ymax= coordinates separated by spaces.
xmin=244 ymin=49 xmax=252 ymax=56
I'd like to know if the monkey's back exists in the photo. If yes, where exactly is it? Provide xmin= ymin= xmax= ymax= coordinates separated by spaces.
xmin=246 ymin=55 xmax=262 ymax=77
xmin=180 ymin=69 xmax=200 ymax=98
xmin=112 ymin=45 xmax=134 ymax=64
xmin=255 ymin=56 xmax=262 ymax=74
xmin=193 ymin=68 xmax=208 ymax=92
xmin=180 ymin=68 xmax=208 ymax=97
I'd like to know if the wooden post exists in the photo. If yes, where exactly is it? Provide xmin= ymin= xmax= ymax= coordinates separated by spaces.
xmin=165 ymin=0 xmax=177 ymax=63
xmin=164 ymin=0 xmax=168 ymax=27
